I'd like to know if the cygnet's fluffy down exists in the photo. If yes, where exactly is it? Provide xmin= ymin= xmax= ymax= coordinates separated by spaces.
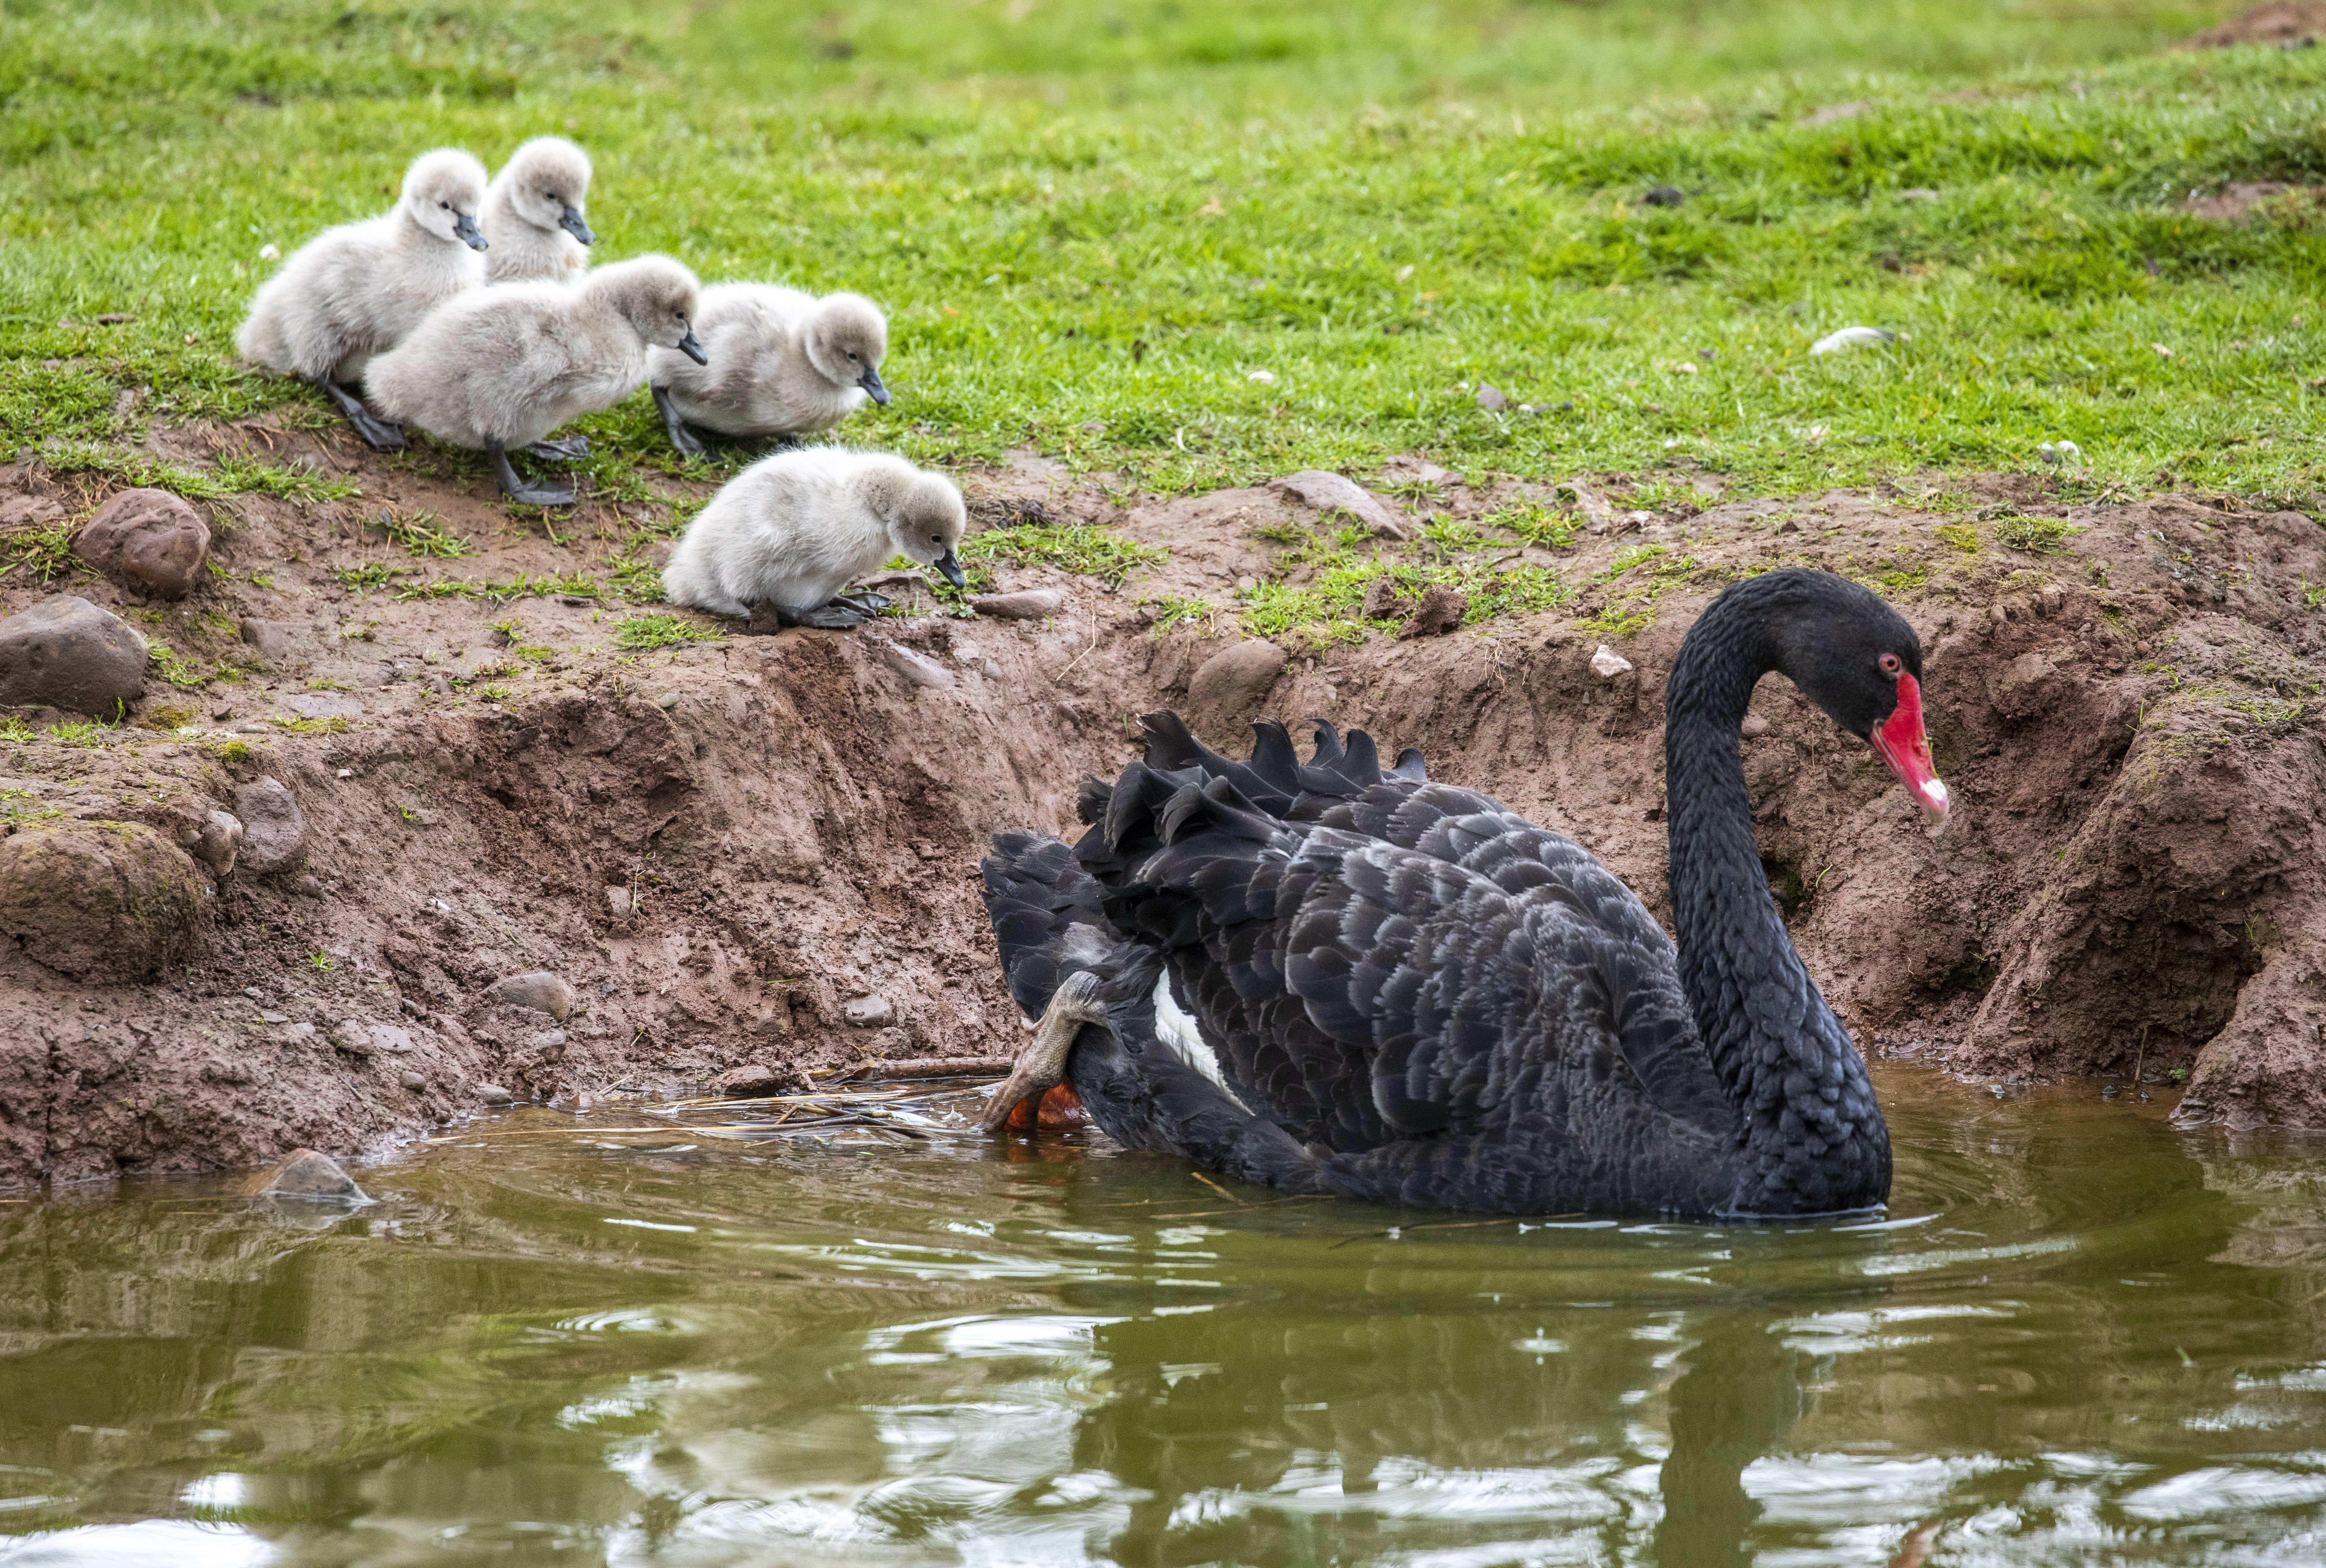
xmin=234 ymin=148 xmax=489 ymax=449
xmin=364 ymin=255 xmax=704 ymax=505
xmin=481 ymin=136 xmax=595 ymax=286
xmin=646 ymin=285 xmax=890 ymax=455
xmin=662 ymin=449 xmax=967 ymax=629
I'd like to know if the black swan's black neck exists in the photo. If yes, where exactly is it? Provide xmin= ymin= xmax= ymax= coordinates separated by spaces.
xmin=1664 ymin=583 xmax=1890 ymax=1213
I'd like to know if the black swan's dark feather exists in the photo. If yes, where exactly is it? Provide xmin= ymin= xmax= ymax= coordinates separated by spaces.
xmin=982 ymin=569 xmax=1915 ymax=1217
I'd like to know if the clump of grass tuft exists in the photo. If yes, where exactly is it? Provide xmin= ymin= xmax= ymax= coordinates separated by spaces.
xmin=1935 ymin=523 xmax=1983 ymax=555
xmin=269 ymin=716 xmax=349 ymax=735
xmin=2 ymin=517 xmax=83 ymax=582
xmin=962 ymin=522 xmax=1166 ymax=591
xmin=613 ymin=613 xmax=722 ymax=652
xmin=379 ymin=508 xmax=475 ymax=560
xmin=1994 ymin=516 xmax=2085 ymax=554
xmin=1141 ymin=595 xmax=1214 ymax=634
xmin=336 ymin=563 xmax=404 ymax=590
xmin=1483 ymin=502 xmax=1583 ymax=552
xmin=147 ymin=643 xmax=208 ymax=689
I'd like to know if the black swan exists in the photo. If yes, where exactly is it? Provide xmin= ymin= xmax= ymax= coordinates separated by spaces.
xmin=978 ymin=569 xmax=1949 ymax=1216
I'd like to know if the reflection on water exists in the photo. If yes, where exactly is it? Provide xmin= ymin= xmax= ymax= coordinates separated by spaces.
xmin=3 ymin=1065 xmax=2326 ymax=1565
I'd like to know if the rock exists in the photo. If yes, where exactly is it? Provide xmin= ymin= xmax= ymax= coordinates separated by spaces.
xmin=238 ymin=619 xmax=297 ymax=667
xmin=73 ymin=488 xmax=210 ymax=600
xmin=0 ymin=597 xmax=146 ymax=714
xmin=1187 ymin=640 xmax=1287 ymax=737
xmin=878 ymin=641 xmax=956 ymax=690
xmin=1590 ymin=644 xmax=1635 ymax=678
xmin=181 ymin=809 xmax=243 ymax=874
xmin=606 ymin=885 xmax=632 ymax=919
xmin=283 ymin=691 xmax=360 ymax=721
xmin=257 ymin=1149 xmax=365 ymax=1200
xmin=371 ymin=1024 xmax=415 ymax=1053
xmin=234 ymin=778 xmax=307 ymax=874
xmin=1360 ymin=578 xmax=1409 ymax=620
xmin=844 ymin=994 xmax=894 ymax=1028
xmin=1396 ymin=586 xmax=1469 ymax=640
xmin=329 ymin=1019 xmax=376 ymax=1057
xmin=716 ymin=1062 xmax=807 ymax=1096
xmin=490 ymin=970 xmax=576 ymax=1020
xmin=399 ymin=1069 xmax=427 ymax=1091
xmin=0 ymin=821 xmax=207 ymax=979
xmin=971 ymin=589 xmax=1065 ymax=620
xmin=1474 ymin=383 xmax=1509 ymax=412
xmin=1268 ymin=470 xmax=1410 ymax=540
xmin=1740 ymin=713 xmax=1771 ymax=738
xmin=476 ymin=1083 xmax=514 ymax=1106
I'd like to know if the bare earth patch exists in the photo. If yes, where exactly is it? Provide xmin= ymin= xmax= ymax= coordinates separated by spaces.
xmin=2181 ymin=0 xmax=2326 ymax=49
xmin=0 ymin=420 xmax=2321 ymax=1187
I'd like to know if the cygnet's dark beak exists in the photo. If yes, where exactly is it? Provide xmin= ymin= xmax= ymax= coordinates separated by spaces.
xmin=560 ymin=205 xmax=595 ymax=246
xmin=676 ymin=329 xmax=708 ymax=365
xmin=859 ymin=365 xmax=892 ymax=406
xmin=454 ymin=211 xmax=488 ymax=251
xmin=933 ymin=551 xmax=967 ymax=590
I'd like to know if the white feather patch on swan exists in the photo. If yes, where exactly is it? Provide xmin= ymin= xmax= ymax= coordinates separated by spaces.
xmin=1151 ymin=970 xmax=1232 ymax=1093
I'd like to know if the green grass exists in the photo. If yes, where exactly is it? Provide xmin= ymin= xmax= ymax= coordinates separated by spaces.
xmin=613 ymin=613 xmax=721 ymax=652
xmin=960 ymin=520 xmax=1169 ymax=591
xmin=5 ymin=0 xmax=2322 ymax=518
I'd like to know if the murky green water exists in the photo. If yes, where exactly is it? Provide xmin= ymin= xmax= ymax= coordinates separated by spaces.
xmin=3 ymin=1065 xmax=2326 ymax=1566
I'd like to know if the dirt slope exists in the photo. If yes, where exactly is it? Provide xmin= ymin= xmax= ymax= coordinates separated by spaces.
xmin=0 ymin=423 xmax=2320 ymax=1187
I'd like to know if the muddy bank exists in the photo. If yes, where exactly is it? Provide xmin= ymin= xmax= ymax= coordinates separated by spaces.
xmin=0 ymin=426 xmax=2320 ymax=1186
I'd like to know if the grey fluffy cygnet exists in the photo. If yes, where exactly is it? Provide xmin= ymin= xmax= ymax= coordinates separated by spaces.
xmin=234 ymin=148 xmax=489 ymax=451
xmin=662 ymin=448 xmax=967 ymax=629
xmin=481 ymin=136 xmax=595 ymax=286
xmin=364 ymin=256 xmax=705 ymax=507
xmin=645 ymin=285 xmax=890 ymax=457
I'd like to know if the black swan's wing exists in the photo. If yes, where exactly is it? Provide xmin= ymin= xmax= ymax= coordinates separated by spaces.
xmin=1089 ymin=756 xmax=1734 ymax=1157
xmin=982 ymin=828 xmax=1121 ymax=1021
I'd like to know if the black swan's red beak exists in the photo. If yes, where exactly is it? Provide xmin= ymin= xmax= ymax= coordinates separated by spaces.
xmin=1872 ymin=673 xmax=1949 ymax=818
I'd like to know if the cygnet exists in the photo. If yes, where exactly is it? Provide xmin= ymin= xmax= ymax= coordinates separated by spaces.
xmin=364 ymin=256 xmax=705 ymax=506
xmin=662 ymin=448 xmax=967 ymax=629
xmin=481 ymin=136 xmax=595 ymax=287
xmin=647 ymin=285 xmax=890 ymax=457
xmin=234 ymin=148 xmax=489 ymax=450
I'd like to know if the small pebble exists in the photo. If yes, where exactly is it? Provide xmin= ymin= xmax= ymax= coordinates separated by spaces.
xmin=477 ymin=1084 xmax=514 ymax=1106
xmin=1589 ymin=645 xmax=1634 ymax=679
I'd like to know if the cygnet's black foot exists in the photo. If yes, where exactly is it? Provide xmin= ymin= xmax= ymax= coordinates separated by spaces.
xmin=317 ymin=378 xmax=408 ymax=452
xmin=524 ymin=435 xmax=591 ymax=464
xmin=651 ymin=384 xmax=707 ymax=458
xmin=487 ymin=439 xmax=576 ymax=507
xmin=830 ymin=590 xmax=893 ymax=617
xmin=790 ymin=602 xmax=874 ymax=631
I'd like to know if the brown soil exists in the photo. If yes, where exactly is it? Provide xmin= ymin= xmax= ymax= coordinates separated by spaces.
xmin=2181 ymin=1 xmax=2326 ymax=48
xmin=1 ymin=424 xmax=2321 ymax=1188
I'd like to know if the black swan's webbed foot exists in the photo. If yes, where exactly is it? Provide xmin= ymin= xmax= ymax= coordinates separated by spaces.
xmin=830 ymin=589 xmax=893 ymax=617
xmin=318 ymin=378 xmax=407 ymax=452
xmin=487 ymin=439 xmax=576 ymax=506
xmin=982 ymin=970 xmax=1107 ymax=1133
xmin=651 ymin=384 xmax=706 ymax=458
xmin=524 ymin=435 xmax=591 ymax=464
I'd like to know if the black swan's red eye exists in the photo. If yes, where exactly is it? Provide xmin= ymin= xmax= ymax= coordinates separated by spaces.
xmin=1880 ymin=653 xmax=1903 ymax=676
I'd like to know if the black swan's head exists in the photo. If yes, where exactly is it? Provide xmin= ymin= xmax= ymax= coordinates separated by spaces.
xmin=1744 ymin=569 xmax=1949 ymax=819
